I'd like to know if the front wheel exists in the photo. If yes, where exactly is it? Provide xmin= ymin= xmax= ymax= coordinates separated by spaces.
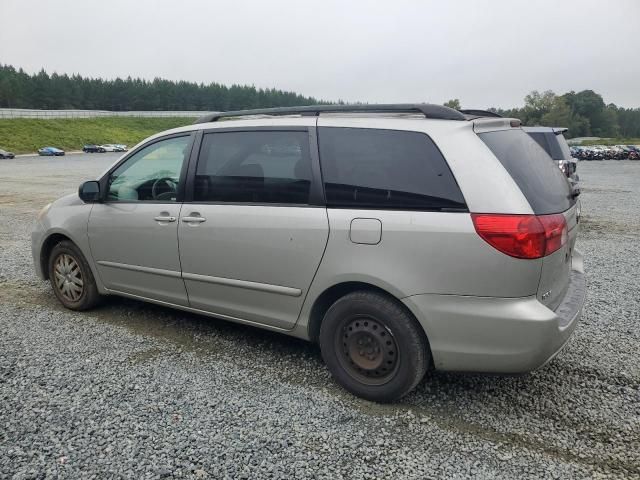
xmin=48 ymin=240 xmax=101 ymax=310
xmin=319 ymin=291 xmax=429 ymax=402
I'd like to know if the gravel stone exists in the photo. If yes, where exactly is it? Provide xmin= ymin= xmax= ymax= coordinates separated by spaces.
xmin=0 ymin=154 xmax=638 ymax=479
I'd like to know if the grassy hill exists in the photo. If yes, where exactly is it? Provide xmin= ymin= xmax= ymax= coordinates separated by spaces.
xmin=0 ymin=117 xmax=194 ymax=154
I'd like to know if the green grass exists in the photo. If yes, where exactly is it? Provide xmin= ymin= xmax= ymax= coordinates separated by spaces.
xmin=0 ymin=117 xmax=194 ymax=154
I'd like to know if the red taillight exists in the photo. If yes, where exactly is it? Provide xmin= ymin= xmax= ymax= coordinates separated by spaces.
xmin=539 ymin=214 xmax=568 ymax=255
xmin=471 ymin=213 xmax=567 ymax=259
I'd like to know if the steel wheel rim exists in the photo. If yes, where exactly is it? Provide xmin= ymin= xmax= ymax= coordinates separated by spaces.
xmin=53 ymin=253 xmax=84 ymax=302
xmin=336 ymin=315 xmax=399 ymax=386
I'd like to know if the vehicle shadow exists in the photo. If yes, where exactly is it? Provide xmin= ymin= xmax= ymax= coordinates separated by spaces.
xmin=91 ymin=295 xmax=543 ymax=401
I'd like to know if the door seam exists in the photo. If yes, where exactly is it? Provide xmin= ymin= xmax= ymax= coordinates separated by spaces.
xmin=291 ymin=116 xmax=330 ymax=331
xmin=176 ymin=202 xmax=191 ymax=305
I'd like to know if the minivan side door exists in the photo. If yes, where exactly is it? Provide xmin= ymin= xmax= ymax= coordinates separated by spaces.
xmin=178 ymin=127 xmax=329 ymax=329
xmin=88 ymin=133 xmax=194 ymax=306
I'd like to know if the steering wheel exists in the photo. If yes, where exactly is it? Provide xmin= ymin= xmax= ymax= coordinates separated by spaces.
xmin=151 ymin=177 xmax=178 ymax=200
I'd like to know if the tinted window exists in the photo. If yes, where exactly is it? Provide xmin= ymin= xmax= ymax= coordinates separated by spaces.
xmin=527 ymin=132 xmax=572 ymax=160
xmin=479 ymin=129 xmax=573 ymax=214
xmin=107 ymin=136 xmax=190 ymax=202
xmin=552 ymin=133 xmax=573 ymax=160
xmin=195 ymin=131 xmax=312 ymax=204
xmin=528 ymin=132 xmax=552 ymax=156
xmin=318 ymin=128 xmax=466 ymax=210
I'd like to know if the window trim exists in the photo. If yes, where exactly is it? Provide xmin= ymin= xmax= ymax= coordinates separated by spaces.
xmin=316 ymin=126 xmax=468 ymax=212
xmin=184 ymin=126 xmax=325 ymax=207
xmin=99 ymin=131 xmax=196 ymax=204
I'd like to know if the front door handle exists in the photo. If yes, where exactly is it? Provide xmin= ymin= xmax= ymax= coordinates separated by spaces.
xmin=154 ymin=215 xmax=176 ymax=222
xmin=182 ymin=216 xmax=206 ymax=224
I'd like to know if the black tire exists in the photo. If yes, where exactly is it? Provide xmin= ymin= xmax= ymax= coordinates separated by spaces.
xmin=319 ymin=290 xmax=429 ymax=402
xmin=48 ymin=240 xmax=101 ymax=311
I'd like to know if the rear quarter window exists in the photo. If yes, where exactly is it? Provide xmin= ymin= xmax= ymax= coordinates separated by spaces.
xmin=318 ymin=127 xmax=466 ymax=211
xmin=479 ymin=129 xmax=574 ymax=214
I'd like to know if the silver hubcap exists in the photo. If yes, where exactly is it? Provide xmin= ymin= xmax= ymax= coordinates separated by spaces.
xmin=54 ymin=254 xmax=83 ymax=302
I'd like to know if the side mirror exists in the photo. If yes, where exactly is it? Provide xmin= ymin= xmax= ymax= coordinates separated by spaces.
xmin=79 ymin=180 xmax=101 ymax=203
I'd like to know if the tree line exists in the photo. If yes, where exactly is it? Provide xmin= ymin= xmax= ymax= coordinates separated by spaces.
xmin=1 ymin=64 xmax=638 ymax=138
xmin=0 ymin=64 xmax=320 ymax=112
xmin=445 ymin=90 xmax=640 ymax=138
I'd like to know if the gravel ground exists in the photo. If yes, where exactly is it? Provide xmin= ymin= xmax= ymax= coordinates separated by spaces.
xmin=0 ymin=154 xmax=639 ymax=479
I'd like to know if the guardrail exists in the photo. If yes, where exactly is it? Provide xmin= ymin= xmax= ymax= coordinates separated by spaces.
xmin=0 ymin=109 xmax=208 ymax=119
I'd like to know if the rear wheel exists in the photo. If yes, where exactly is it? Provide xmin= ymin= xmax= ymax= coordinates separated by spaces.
xmin=48 ymin=240 xmax=101 ymax=310
xmin=319 ymin=290 xmax=429 ymax=402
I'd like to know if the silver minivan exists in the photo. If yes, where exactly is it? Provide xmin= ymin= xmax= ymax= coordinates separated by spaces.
xmin=32 ymin=104 xmax=586 ymax=402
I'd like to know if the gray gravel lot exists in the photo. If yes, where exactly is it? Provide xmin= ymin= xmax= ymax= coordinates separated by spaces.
xmin=0 ymin=154 xmax=639 ymax=479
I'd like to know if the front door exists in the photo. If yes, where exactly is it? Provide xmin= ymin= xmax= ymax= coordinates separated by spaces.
xmin=178 ymin=129 xmax=329 ymax=329
xmin=88 ymin=134 xmax=193 ymax=305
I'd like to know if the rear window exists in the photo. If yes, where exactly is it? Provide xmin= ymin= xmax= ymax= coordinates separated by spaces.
xmin=479 ymin=129 xmax=573 ymax=214
xmin=553 ymin=133 xmax=573 ymax=160
xmin=527 ymin=132 xmax=572 ymax=160
xmin=318 ymin=127 xmax=466 ymax=211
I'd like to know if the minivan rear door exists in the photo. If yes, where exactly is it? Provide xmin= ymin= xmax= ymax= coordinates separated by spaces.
xmin=478 ymin=128 xmax=577 ymax=309
xmin=178 ymin=127 xmax=329 ymax=330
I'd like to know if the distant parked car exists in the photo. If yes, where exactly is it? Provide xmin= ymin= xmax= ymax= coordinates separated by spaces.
xmin=0 ymin=148 xmax=15 ymax=159
xmin=523 ymin=127 xmax=579 ymax=185
xmin=38 ymin=147 xmax=65 ymax=156
xmin=83 ymin=144 xmax=105 ymax=153
xmin=99 ymin=144 xmax=121 ymax=152
xmin=589 ymin=147 xmax=605 ymax=160
xmin=112 ymin=144 xmax=128 ymax=152
xmin=628 ymin=146 xmax=640 ymax=160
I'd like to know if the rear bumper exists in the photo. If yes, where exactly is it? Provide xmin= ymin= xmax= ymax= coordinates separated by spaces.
xmin=402 ymin=253 xmax=586 ymax=373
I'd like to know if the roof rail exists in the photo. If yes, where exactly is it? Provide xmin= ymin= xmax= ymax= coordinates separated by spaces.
xmin=458 ymin=109 xmax=503 ymax=118
xmin=193 ymin=104 xmax=467 ymax=124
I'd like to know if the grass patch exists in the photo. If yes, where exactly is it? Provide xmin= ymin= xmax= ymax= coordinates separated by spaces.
xmin=0 ymin=117 xmax=194 ymax=154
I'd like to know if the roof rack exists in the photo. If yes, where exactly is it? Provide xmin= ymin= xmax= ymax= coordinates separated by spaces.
xmin=193 ymin=104 xmax=467 ymax=124
xmin=458 ymin=109 xmax=502 ymax=118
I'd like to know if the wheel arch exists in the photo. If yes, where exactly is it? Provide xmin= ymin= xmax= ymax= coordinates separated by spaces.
xmin=40 ymin=232 xmax=75 ymax=280
xmin=306 ymin=281 xmax=430 ymax=353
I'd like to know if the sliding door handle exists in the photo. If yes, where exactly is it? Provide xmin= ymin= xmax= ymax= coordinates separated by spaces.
xmin=182 ymin=216 xmax=206 ymax=224
xmin=154 ymin=215 xmax=176 ymax=222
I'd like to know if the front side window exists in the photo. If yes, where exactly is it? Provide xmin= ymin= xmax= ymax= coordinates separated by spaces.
xmin=318 ymin=127 xmax=466 ymax=210
xmin=107 ymin=136 xmax=190 ymax=202
xmin=194 ymin=131 xmax=312 ymax=204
